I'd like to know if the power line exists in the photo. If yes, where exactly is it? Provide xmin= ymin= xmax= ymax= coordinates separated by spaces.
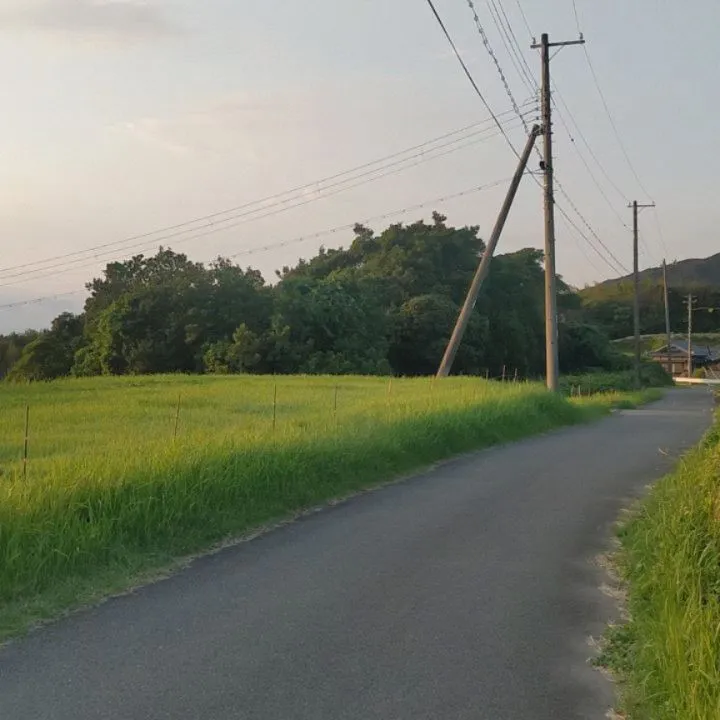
xmin=0 ymin=290 xmax=85 ymax=313
xmin=515 ymin=0 xmax=534 ymax=40
xmin=226 ymin=177 xmax=514 ymax=261
xmin=465 ymin=0 xmax=530 ymax=133
xmin=571 ymin=0 xmax=582 ymax=35
xmin=551 ymin=97 xmax=628 ymax=229
xmin=652 ymin=206 xmax=670 ymax=257
xmin=555 ymin=200 xmax=626 ymax=276
xmin=461 ymin=4 xmax=617 ymax=281
xmin=424 ymin=0 xmax=521 ymax=159
xmin=552 ymin=84 xmax=627 ymax=202
xmin=486 ymin=0 xmax=536 ymax=94
xmin=0 ymin=106 xmax=530 ymax=279
xmin=572 ymin=3 xmax=653 ymax=200
xmin=0 ymin=114 xmax=530 ymax=287
xmin=0 ymin=177 xmax=515 ymax=312
xmin=554 ymin=178 xmax=629 ymax=274
xmin=555 ymin=210 xmax=608 ymax=277
xmin=495 ymin=0 xmax=538 ymax=89
xmin=0 ymin=120 xmax=529 ymax=288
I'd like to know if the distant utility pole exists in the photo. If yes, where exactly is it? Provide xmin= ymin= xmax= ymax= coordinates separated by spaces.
xmin=686 ymin=293 xmax=694 ymax=377
xmin=662 ymin=259 xmax=672 ymax=373
xmin=532 ymin=33 xmax=584 ymax=392
xmin=436 ymin=125 xmax=541 ymax=378
xmin=629 ymin=200 xmax=656 ymax=388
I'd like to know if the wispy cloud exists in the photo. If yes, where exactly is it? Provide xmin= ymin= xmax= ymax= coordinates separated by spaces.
xmin=0 ymin=0 xmax=179 ymax=43
xmin=108 ymin=95 xmax=279 ymax=158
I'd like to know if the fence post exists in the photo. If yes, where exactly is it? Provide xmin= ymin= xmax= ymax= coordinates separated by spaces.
xmin=173 ymin=392 xmax=181 ymax=440
xmin=272 ymin=383 xmax=278 ymax=433
xmin=23 ymin=405 xmax=29 ymax=480
xmin=501 ymin=365 xmax=507 ymax=382
xmin=513 ymin=368 xmax=519 ymax=383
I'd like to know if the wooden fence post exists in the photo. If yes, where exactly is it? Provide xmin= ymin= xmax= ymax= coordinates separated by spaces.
xmin=173 ymin=392 xmax=181 ymax=440
xmin=272 ymin=383 xmax=278 ymax=433
xmin=22 ymin=405 xmax=29 ymax=480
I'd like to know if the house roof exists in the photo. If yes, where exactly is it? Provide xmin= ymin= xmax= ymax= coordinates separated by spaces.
xmin=651 ymin=340 xmax=718 ymax=358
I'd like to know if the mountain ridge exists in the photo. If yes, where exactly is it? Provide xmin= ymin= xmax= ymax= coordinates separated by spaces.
xmin=596 ymin=252 xmax=720 ymax=288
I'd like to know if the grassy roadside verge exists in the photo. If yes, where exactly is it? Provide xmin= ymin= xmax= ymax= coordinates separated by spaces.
xmin=0 ymin=376 xmax=659 ymax=642
xmin=598 ymin=411 xmax=720 ymax=719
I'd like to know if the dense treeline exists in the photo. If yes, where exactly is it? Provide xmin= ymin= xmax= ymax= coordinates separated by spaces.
xmin=5 ymin=214 xmax=632 ymax=381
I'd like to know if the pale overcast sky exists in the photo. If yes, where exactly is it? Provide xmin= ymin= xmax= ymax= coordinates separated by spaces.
xmin=0 ymin=0 xmax=717 ymax=331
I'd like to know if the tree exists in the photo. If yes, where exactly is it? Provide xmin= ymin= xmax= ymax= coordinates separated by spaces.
xmin=558 ymin=322 xmax=628 ymax=373
xmin=0 ymin=331 xmax=39 ymax=378
xmin=7 ymin=313 xmax=83 ymax=381
xmin=280 ymin=214 xmax=485 ymax=307
xmin=266 ymin=275 xmax=391 ymax=375
xmin=203 ymin=324 xmax=263 ymax=374
xmin=389 ymin=294 xmax=488 ymax=376
xmin=76 ymin=252 xmax=271 ymax=376
xmin=15 ymin=214 xmax=630 ymax=381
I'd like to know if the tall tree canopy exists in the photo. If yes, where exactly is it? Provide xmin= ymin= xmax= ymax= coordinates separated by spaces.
xmin=7 ymin=215 xmax=633 ymax=381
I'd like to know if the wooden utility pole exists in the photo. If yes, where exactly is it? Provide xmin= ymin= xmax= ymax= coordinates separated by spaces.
xmin=662 ymin=259 xmax=671 ymax=373
xmin=629 ymin=201 xmax=656 ymax=388
xmin=436 ymin=125 xmax=541 ymax=378
xmin=687 ymin=293 xmax=694 ymax=377
xmin=532 ymin=33 xmax=584 ymax=391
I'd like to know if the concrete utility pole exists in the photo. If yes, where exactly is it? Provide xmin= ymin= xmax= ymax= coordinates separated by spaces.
xmin=687 ymin=293 xmax=694 ymax=377
xmin=662 ymin=259 xmax=672 ymax=373
xmin=436 ymin=125 xmax=541 ymax=378
xmin=532 ymin=33 xmax=584 ymax=391
xmin=629 ymin=201 xmax=656 ymax=388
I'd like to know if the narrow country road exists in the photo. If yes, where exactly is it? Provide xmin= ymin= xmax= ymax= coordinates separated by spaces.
xmin=0 ymin=389 xmax=712 ymax=720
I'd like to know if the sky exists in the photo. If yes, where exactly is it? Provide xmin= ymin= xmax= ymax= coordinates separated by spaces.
xmin=0 ymin=0 xmax=718 ymax=332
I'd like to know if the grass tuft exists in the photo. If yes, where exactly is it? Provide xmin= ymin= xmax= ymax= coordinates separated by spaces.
xmin=600 ymin=412 xmax=720 ymax=719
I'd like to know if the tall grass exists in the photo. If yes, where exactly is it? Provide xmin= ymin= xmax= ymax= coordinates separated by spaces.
xmin=560 ymin=364 xmax=673 ymax=395
xmin=600 ymin=415 xmax=720 ymax=719
xmin=0 ymin=374 xmax=637 ymax=638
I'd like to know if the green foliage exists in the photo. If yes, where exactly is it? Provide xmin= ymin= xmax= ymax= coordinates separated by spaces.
xmin=581 ymin=278 xmax=720 ymax=340
xmin=560 ymin=363 xmax=673 ymax=395
xmin=601 ymin=415 xmax=720 ymax=718
xmin=7 ymin=313 xmax=83 ymax=382
xmin=0 ymin=374 xmax=631 ymax=638
xmin=0 ymin=330 xmax=39 ymax=378
xmin=558 ymin=322 xmax=628 ymax=373
xmin=10 ymin=216 xmax=633 ymax=381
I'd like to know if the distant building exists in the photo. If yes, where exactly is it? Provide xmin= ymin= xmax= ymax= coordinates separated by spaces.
xmin=650 ymin=340 xmax=719 ymax=376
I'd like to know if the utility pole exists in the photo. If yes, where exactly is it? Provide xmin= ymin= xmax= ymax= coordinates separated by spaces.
xmin=436 ymin=125 xmax=541 ymax=378
xmin=662 ymin=259 xmax=671 ymax=373
xmin=629 ymin=201 xmax=656 ymax=388
xmin=532 ymin=33 xmax=584 ymax=391
xmin=687 ymin=293 xmax=694 ymax=377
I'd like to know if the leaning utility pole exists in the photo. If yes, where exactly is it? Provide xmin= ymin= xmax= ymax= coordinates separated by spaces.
xmin=662 ymin=259 xmax=671 ymax=373
xmin=532 ymin=33 xmax=584 ymax=391
xmin=629 ymin=201 xmax=656 ymax=388
xmin=436 ymin=125 xmax=541 ymax=378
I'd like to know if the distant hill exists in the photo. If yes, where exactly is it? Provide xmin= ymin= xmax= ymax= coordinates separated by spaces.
xmin=596 ymin=253 xmax=720 ymax=289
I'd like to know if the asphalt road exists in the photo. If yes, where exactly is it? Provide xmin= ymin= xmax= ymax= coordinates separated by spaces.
xmin=0 ymin=389 xmax=712 ymax=720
